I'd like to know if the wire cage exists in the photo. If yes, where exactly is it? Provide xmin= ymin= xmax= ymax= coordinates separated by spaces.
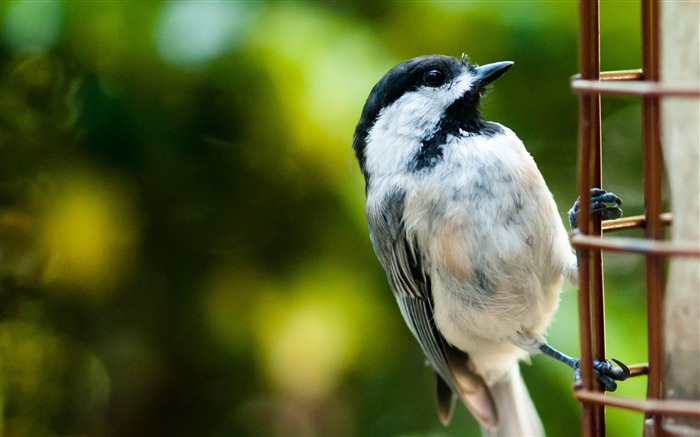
xmin=571 ymin=0 xmax=700 ymax=436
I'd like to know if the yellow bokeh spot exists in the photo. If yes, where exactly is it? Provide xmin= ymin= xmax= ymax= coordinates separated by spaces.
xmin=266 ymin=300 xmax=350 ymax=400
xmin=250 ymin=264 xmax=386 ymax=401
xmin=39 ymin=170 xmax=140 ymax=297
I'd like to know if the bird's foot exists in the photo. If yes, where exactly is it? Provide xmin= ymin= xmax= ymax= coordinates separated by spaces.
xmin=537 ymin=343 xmax=630 ymax=392
xmin=568 ymin=188 xmax=623 ymax=230
xmin=574 ymin=358 xmax=631 ymax=392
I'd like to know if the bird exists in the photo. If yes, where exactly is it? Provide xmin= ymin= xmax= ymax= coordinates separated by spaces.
xmin=352 ymin=54 xmax=627 ymax=436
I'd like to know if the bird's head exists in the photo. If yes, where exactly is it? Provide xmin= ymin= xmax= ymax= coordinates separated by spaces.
xmin=353 ymin=55 xmax=513 ymax=185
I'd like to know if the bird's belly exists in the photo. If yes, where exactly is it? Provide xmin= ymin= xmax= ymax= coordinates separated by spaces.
xmin=424 ymin=210 xmax=564 ymax=374
xmin=401 ymin=143 xmax=569 ymax=379
xmin=429 ymin=234 xmax=556 ymax=339
xmin=429 ymin=245 xmax=562 ymax=384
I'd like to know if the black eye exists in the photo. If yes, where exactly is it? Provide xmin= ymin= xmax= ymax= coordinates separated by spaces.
xmin=423 ymin=68 xmax=446 ymax=87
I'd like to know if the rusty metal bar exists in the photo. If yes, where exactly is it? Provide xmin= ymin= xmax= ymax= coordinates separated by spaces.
xmin=627 ymin=363 xmax=650 ymax=378
xmin=572 ymin=80 xmax=700 ymax=97
xmin=641 ymin=5 xmax=665 ymax=436
xmin=577 ymin=1 xmax=605 ymax=435
xmin=601 ymin=214 xmax=672 ymax=232
xmin=598 ymin=70 xmax=644 ymax=81
xmin=575 ymin=392 xmax=700 ymax=418
xmin=571 ymin=232 xmax=700 ymax=257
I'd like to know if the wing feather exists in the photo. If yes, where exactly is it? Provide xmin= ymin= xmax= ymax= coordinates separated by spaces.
xmin=368 ymin=189 xmax=497 ymax=427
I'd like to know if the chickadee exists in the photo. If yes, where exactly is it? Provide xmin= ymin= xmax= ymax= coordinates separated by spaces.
xmin=352 ymin=55 xmax=627 ymax=436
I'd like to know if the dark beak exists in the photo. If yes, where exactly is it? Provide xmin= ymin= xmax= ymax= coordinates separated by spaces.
xmin=474 ymin=61 xmax=514 ymax=86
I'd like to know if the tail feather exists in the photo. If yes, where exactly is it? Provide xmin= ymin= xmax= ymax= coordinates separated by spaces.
xmin=436 ymin=339 xmax=543 ymax=436
xmin=439 ymin=338 xmax=498 ymax=429
xmin=482 ymin=365 xmax=544 ymax=437
xmin=436 ymin=375 xmax=456 ymax=425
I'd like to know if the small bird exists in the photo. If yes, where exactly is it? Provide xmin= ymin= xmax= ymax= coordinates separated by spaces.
xmin=352 ymin=55 xmax=627 ymax=436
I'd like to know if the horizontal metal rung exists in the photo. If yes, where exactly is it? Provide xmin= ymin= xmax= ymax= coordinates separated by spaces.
xmin=571 ymin=79 xmax=700 ymax=97
xmin=575 ymin=390 xmax=700 ymax=418
xmin=573 ymin=70 xmax=645 ymax=81
xmin=601 ymin=213 xmax=672 ymax=232
xmin=570 ymin=232 xmax=700 ymax=257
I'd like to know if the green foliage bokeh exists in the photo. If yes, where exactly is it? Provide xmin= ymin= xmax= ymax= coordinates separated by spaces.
xmin=1 ymin=1 xmax=648 ymax=436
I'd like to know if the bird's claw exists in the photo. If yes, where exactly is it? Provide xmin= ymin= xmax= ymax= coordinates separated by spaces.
xmin=596 ymin=358 xmax=630 ymax=380
xmin=568 ymin=188 xmax=623 ymax=230
xmin=574 ymin=358 xmax=631 ymax=392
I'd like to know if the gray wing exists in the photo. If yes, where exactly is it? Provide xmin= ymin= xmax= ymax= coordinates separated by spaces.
xmin=368 ymin=189 xmax=496 ymax=427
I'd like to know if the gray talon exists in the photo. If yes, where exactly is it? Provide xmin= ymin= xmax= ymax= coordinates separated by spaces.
xmin=572 ymin=358 xmax=630 ymax=392
xmin=568 ymin=188 xmax=624 ymax=229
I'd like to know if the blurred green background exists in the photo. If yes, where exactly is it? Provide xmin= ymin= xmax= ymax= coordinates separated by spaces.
xmin=1 ymin=1 xmax=650 ymax=436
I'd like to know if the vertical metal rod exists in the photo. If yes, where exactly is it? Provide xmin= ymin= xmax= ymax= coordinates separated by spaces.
xmin=577 ymin=1 xmax=605 ymax=436
xmin=641 ymin=0 xmax=664 ymax=434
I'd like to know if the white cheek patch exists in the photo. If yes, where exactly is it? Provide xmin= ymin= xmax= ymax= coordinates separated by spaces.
xmin=364 ymin=71 xmax=478 ymax=178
